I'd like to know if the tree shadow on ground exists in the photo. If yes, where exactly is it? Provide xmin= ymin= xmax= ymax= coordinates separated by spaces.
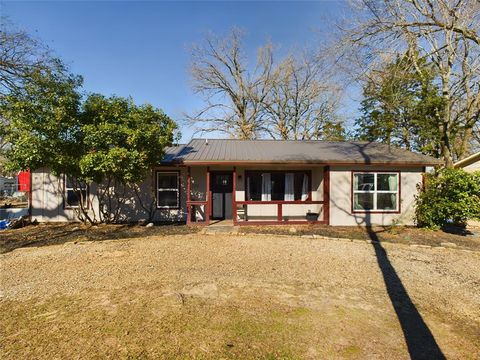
xmin=0 ymin=223 xmax=196 ymax=254
xmin=367 ymin=227 xmax=446 ymax=359
xmin=350 ymin=142 xmax=445 ymax=359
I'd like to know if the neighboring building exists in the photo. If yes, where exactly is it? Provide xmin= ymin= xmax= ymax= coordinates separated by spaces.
xmin=454 ymin=152 xmax=480 ymax=173
xmin=0 ymin=176 xmax=16 ymax=197
xmin=31 ymin=139 xmax=441 ymax=226
xmin=454 ymin=152 xmax=480 ymax=228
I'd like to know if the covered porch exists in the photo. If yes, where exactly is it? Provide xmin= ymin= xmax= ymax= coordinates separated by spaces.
xmin=186 ymin=165 xmax=330 ymax=226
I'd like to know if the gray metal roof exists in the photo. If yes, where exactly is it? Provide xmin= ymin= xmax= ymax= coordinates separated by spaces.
xmin=161 ymin=139 xmax=442 ymax=165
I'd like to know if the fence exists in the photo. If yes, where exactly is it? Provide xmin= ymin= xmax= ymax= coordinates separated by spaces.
xmin=0 ymin=181 xmax=29 ymax=220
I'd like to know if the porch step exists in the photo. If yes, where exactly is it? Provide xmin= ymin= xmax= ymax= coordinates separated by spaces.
xmin=201 ymin=226 xmax=239 ymax=235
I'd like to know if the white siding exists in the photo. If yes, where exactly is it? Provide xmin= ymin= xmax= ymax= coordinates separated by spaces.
xmin=31 ymin=167 xmax=187 ymax=223
xmin=329 ymin=166 xmax=423 ymax=226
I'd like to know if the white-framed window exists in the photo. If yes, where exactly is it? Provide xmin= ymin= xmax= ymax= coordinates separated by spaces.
xmin=246 ymin=171 xmax=310 ymax=202
xmin=64 ymin=176 xmax=88 ymax=208
xmin=352 ymin=172 xmax=399 ymax=212
xmin=156 ymin=171 xmax=179 ymax=208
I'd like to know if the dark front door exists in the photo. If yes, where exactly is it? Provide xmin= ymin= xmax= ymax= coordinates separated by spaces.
xmin=211 ymin=172 xmax=233 ymax=220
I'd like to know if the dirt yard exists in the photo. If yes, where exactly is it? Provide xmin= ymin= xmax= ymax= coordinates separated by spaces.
xmin=1 ymin=232 xmax=479 ymax=359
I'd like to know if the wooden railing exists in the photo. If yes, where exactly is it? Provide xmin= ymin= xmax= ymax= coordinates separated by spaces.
xmin=234 ymin=200 xmax=325 ymax=225
xmin=186 ymin=200 xmax=209 ymax=224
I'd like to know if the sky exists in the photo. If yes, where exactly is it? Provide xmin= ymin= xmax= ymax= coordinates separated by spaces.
xmin=1 ymin=0 xmax=356 ymax=142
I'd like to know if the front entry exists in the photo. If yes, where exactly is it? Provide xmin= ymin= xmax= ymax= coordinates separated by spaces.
xmin=211 ymin=172 xmax=233 ymax=220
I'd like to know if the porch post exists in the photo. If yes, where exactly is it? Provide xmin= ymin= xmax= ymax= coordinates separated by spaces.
xmin=187 ymin=166 xmax=191 ymax=225
xmin=232 ymin=167 xmax=237 ymax=224
xmin=323 ymin=166 xmax=330 ymax=225
xmin=206 ymin=167 xmax=210 ymax=225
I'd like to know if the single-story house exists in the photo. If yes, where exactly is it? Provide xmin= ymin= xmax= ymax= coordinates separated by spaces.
xmin=454 ymin=151 xmax=480 ymax=173
xmin=31 ymin=139 xmax=441 ymax=226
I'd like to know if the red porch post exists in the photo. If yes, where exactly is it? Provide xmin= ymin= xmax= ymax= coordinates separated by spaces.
xmin=206 ymin=167 xmax=210 ymax=225
xmin=323 ymin=166 xmax=330 ymax=225
xmin=187 ymin=166 xmax=191 ymax=225
xmin=232 ymin=167 xmax=237 ymax=224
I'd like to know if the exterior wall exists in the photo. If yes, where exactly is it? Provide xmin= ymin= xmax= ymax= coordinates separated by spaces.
xmin=31 ymin=164 xmax=424 ymax=226
xmin=31 ymin=167 xmax=187 ymax=223
xmin=329 ymin=166 xmax=423 ymax=226
xmin=234 ymin=165 xmax=324 ymax=220
xmin=31 ymin=169 xmax=87 ymax=222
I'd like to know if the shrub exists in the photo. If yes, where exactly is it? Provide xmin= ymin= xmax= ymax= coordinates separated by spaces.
xmin=415 ymin=168 xmax=480 ymax=229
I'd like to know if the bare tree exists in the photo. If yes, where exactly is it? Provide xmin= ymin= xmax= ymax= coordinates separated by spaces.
xmin=189 ymin=29 xmax=345 ymax=141
xmin=0 ymin=17 xmax=57 ymax=96
xmin=340 ymin=0 xmax=480 ymax=166
xmin=188 ymin=28 xmax=275 ymax=139
xmin=261 ymin=53 xmax=343 ymax=140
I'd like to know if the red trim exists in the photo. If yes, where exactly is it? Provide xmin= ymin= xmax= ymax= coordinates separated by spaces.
xmin=244 ymin=170 xmax=312 ymax=202
xmin=186 ymin=167 xmax=191 ymax=224
xmin=323 ymin=166 xmax=330 ymax=225
xmin=180 ymin=161 xmax=438 ymax=167
xmin=421 ymin=166 xmax=426 ymax=190
xmin=209 ymin=170 xmax=234 ymax=221
xmin=350 ymin=171 xmax=401 ymax=214
xmin=232 ymin=167 xmax=237 ymax=223
xmin=206 ymin=167 xmax=210 ymax=225
xmin=186 ymin=167 xmax=211 ymax=224
xmin=236 ymin=200 xmax=324 ymax=205
xmin=236 ymin=220 xmax=326 ymax=226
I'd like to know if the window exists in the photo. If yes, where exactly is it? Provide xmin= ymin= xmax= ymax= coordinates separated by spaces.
xmin=64 ymin=176 xmax=88 ymax=208
xmin=353 ymin=172 xmax=399 ymax=212
xmin=157 ymin=172 xmax=179 ymax=208
xmin=246 ymin=171 xmax=309 ymax=201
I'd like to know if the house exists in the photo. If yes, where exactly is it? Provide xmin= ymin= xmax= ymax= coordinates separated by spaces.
xmin=454 ymin=152 xmax=480 ymax=228
xmin=0 ymin=176 xmax=16 ymax=197
xmin=454 ymin=151 xmax=480 ymax=173
xmin=31 ymin=139 xmax=441 ymax=226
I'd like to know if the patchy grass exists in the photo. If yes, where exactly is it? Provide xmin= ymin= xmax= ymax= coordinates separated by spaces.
xmin=241 ymin=224 xmax=480 ymax=250
xmin=0 ymin=222 xmax=198 ymax=254
xmin=0 ymin=289 xmax=337 ymax=359
xmin=1 ymin=234 xmax=479 ymax=359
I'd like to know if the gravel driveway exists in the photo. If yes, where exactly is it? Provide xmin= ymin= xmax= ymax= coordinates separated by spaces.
xmin=1 ymin=233 xmax=479 ymax=359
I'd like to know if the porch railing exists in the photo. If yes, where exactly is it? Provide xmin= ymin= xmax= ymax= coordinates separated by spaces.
xmin=234 ymin=200 xmax=325 ymax=225
xmin=186 ymin=200 xmax=209 ymax=224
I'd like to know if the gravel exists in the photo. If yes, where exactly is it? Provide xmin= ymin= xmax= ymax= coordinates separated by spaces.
xmin=1 ymin=233 xmax=479 ymax=358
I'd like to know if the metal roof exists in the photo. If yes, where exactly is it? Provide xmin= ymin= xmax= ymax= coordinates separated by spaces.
xmin=161 ymin=139 xmax=442 ymax=165
xmin=454 ymin=152 xmax=480 ymax=168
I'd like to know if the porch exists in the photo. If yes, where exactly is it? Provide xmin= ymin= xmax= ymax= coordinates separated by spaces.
xmin=186 ymin=165 xmax=330 ymax=226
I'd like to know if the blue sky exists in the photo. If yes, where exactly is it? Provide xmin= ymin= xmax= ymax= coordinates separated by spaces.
xmin=2 ymin=1 xmax=355 ymax=141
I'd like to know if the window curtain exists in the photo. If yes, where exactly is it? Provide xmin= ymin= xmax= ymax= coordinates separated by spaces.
xmin=261 ymin=173 xmax=271 ymax=201
xmin=301 ymin=174 xmax=309 ymax=201
xmin=388 ymin=174 xmax=397 ymax=208
xmin=284 ymin=173 xmax=294 ymax=201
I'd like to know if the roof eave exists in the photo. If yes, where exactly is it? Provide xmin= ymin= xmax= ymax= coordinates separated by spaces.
xmin=163 ymin=160 xmax=441 ymax=167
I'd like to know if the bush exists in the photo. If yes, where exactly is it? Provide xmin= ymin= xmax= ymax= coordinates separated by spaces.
xmin=415 ymin=168 xmax=480 ymax=229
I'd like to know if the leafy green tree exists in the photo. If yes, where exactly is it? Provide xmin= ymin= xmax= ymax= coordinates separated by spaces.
xmin=355 ymin=54 xmax=444 ymax=157
xmin=2 ymin=68 xmax=177 ymax=224
xmin=1 ymin=68 xmax=83 ymax=175
xmin=415 ymin=169 xmax=480 ymax=229
xmin=79 ymin=94 xmax=177 ymax=223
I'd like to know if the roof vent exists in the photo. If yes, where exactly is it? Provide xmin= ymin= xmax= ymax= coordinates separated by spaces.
xmin=205 ymin=138 xmax=209 ymax=146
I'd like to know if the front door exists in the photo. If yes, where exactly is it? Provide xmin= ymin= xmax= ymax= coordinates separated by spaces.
xmin=211 ymin=172 xmax=233 ymax=220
